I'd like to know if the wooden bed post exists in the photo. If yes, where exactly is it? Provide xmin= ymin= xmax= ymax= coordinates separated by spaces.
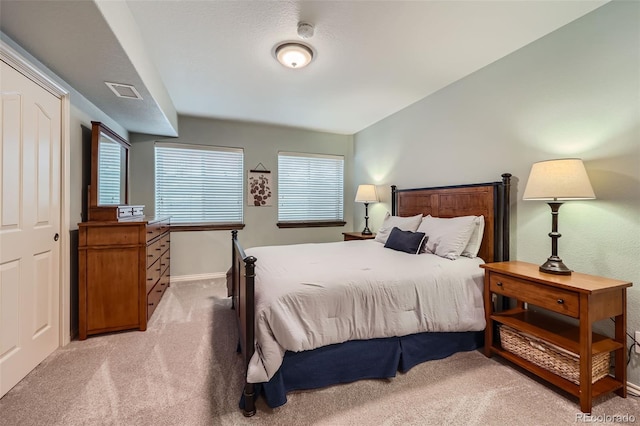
xmin=230 ymin=230 xmax=237 ymax=309
xmin=501 ymin=173 xmax=512 ymax=262
xmin=391 ymin=185 xmax=397 ymax=215
xmin=231 ymin=230 xmax=258 ymax=417
xmin=242 ymin=255 xmax=257 ymax=417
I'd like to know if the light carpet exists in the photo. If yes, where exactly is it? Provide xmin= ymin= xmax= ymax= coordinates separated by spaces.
xmin=1 ymin=279 xmax=638 ymax=425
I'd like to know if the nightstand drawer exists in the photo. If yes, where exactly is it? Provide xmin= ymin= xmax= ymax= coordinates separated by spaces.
xmin=490 ymin=274 xmax=579 ymax=317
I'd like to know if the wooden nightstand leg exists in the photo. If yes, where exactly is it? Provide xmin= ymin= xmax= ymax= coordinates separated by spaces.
xmin=614 ymin=289 xmax=627 ymax=397
xmin=483 ymin=272 xmax=493 ymax=357
xmin=579 ymin=293 xmax=593 ymax=414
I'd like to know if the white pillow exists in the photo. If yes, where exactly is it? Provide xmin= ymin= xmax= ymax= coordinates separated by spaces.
xmin=417 ymin=215 xmax=477 ymax=260
xmin=461 ymin=216 xmax=485 ymax=258
xmin=374 ymin=212 xmax=423 ymax=244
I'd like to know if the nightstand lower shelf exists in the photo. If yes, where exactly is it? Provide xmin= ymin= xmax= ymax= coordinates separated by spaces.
xmin=488 ymin=345 xmax=624 ymax=399
xmin=491 ymin=309 xmax=624 ymax=356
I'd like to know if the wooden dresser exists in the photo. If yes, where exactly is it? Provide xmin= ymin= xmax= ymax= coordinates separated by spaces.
xmin=78 ymin=217 xmax=171 ymax=339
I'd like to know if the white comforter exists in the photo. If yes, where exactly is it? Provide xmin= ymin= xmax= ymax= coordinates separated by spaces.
xmin=245 ymin=240 xmax=486 ymax=383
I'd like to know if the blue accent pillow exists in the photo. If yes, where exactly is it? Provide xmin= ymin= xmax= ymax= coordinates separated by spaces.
xmin=384 ymin=227 xmax=427 ymax=254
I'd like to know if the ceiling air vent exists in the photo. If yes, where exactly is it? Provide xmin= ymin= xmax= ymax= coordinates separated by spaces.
xmin=105 ymin=82 xmax=143 ymax=100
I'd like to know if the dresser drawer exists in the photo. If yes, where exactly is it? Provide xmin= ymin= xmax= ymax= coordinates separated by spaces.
xmin=146 ymin=238 xmax=163 ymax=269
xmin=146 ymin=219 xmax=170 ymax=241
xmin=158 ymin=271 xmax=170 ymax=293
xmin=82 ymin=224 xmax=142 ymax=246
xmin=490 ymin=273 xmax=579 ymax=317
xmin=159 ymin=219 xmax=170 ymax=235
xmin=160 ymin=248 xmax=170 ymax=275
xmin=160 ymin=232 xmax=170 ymax=252
xmin=146 ymin=224 xmax=159 ymax=242
xmin=146 ymin=261 xmax=162 ymax=293
xmin=147 ymin=281 xmax=164 ymax=319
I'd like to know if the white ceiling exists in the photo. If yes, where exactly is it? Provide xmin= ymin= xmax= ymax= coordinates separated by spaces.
xmin=0 ymin=1 xmax=608 ymax=136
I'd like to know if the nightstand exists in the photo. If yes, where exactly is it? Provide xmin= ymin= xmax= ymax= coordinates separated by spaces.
xmin=342 ymin=232 xmax=376 ymax=241
xmin=481 ymin=261 xmax=632 ymax=413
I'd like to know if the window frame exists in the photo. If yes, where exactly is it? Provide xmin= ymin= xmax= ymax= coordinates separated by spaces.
xmin=276 ymin=151 xmax=346 ymax=229
xmin=154 ymin=142 xmax=245 ymax=231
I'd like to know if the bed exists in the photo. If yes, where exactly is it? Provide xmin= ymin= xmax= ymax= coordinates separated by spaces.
xmin=230 ymin=174 xmax=512 ymax=416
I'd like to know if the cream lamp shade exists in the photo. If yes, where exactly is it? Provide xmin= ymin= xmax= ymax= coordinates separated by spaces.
xmin=523 ymin=158 xmax=595 ymax=201
xmin=355 ymin=184 xmax=379 ymax=203
xmin=522 ymin=158 xmax=595 ymax=275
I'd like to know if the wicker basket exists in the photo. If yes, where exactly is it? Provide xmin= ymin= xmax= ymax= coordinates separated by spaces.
xmin=499 ymin=325 xmax=610 ymax=384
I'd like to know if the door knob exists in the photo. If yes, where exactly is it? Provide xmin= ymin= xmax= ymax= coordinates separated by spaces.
xmin=54 ymin=233 xmax=59 ymax=241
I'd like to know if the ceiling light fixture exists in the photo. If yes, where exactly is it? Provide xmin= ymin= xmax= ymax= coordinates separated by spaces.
xmin=274 ymin=22 xmax=315 ymax=69
xmin=275 ymin=43 xmax=314 ymax=69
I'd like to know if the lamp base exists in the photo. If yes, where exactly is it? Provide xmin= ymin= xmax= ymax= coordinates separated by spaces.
xmin=361 ymin=203 xmax=372 ymax=235
xmin=539 ymin=256 xmax=572 ymax=275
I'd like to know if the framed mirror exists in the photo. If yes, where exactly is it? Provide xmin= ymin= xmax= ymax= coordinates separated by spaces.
xmin=88 ymin=121 xmax=133 ymax=220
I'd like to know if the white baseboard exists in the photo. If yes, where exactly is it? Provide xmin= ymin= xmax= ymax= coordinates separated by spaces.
xmin=628 ymin=381 xmax=640 ymax=397
xmin=170 ymin=272 xmax=226 ymax=284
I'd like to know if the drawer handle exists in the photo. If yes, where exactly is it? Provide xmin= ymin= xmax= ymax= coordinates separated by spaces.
xmin=161 ymin=263 xmax=166 ymax=267
xmin=157 ymin=268 xmax=161 ymax=272
xmin=156 ymin=248 xmax=161 ymax=251
xmin=496 ymin=282 xmax=503 ymax=287
xmin=557 ymin=299 xmax=564 ymax=305
xmin=147 ymin=254 xmax=153 ymax=257
xmin=149 ymin=302 xmax=154 ymax=306
xmin=157 ymin=289 xmax=162 ymax=293
xmin=147 ymin=277 xmax=153 ymax=281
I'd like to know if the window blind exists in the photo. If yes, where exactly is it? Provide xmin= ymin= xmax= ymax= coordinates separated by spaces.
xmin=98 ymin=140 xmax=122 ymax=205
xmin=278 ymin=152 xmax=344 ymax=222
xmin=155 ymin=143 xmax=244 ymax=224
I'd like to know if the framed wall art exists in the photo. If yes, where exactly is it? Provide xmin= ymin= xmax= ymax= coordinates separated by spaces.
xmin=248 ymin=163 xmax=273 ymax=206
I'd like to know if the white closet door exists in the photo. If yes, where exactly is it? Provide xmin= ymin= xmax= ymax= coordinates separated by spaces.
xmin=1 ymin=61 xmax=61 ymax=397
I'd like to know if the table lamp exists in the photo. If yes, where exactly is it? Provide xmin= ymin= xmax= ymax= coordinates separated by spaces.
xmin=523 ymin=158 xmax=595 ymax=275
xmin=355 ymin=184 xmax=379 ymax=235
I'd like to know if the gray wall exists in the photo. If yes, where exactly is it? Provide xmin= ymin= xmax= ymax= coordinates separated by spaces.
xmin=130 ymin=116 xmax=354 ymax=276
xmin=353 ymin=2 xmax=640 ymax=386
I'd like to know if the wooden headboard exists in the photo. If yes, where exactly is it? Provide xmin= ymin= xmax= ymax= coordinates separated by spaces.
xmin=391 ymin=174 xmax=511 ymax=263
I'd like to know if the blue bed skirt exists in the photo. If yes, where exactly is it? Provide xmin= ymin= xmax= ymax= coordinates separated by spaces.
xmin=242 ymin=331 xmax=484 ymax=409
